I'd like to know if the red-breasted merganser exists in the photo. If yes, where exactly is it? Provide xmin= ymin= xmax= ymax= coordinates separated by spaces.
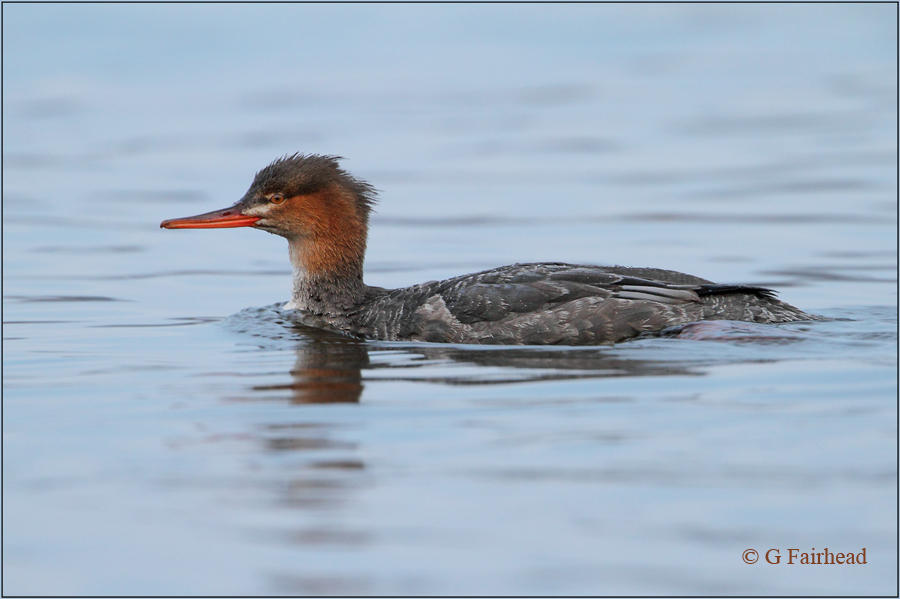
xmin=160 ymin=154 xmax=811 ymax=344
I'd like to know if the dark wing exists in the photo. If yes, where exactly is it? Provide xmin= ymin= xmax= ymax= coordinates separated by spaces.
xmin=433 ymin=262 xmax=775 ymax=324
xmin=359 ymin=262 xmax=798 ymax=344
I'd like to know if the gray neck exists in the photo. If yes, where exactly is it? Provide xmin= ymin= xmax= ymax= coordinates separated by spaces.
xmin=284 ymin=240 xmax=366 ymax=313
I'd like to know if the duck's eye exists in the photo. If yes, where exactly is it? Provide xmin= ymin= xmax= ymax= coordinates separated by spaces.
xmin=269 ymin=194 xmax=285 ymax=205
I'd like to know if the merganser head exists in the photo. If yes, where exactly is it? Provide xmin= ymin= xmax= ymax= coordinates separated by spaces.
xmin=160 ymin=154 xmax=376 ymax=279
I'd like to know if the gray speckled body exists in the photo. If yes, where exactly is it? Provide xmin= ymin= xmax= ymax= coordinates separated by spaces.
xmin=290 ymin=262 xmax=812 ymax=345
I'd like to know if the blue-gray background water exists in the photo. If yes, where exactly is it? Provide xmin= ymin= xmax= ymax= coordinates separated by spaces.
xmin=3 ymin=4 xmax=897 ymax=595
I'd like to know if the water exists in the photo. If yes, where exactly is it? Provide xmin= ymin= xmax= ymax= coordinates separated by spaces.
xmin=3 ymin=4 xmax=897 ymax=595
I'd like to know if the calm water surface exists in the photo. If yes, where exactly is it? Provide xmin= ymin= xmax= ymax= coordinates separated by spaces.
xmin=3 ymin=4 xmax=897 ymax=595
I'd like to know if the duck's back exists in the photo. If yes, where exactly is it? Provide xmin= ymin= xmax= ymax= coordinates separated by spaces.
xmin=351 ymin=262 xmax=810 ymax=345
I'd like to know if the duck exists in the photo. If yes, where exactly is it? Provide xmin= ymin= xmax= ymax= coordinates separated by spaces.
xmin=160 ymin=154 xmax=811 ymax=345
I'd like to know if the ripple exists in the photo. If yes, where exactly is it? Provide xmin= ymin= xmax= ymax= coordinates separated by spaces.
xmin=759 ymin=267 xmax=896 ymax=283
xmin=672 ymin=110 xmax=865 ymax=135
xmin=616 ymin=212 xmax=882 ymax=224
xmin=93 ymin=189 xmax=209 ymax=204
xmin=91 ymin=317 xmax=221 ymax=328
xmin=31 ymin=244 xmax=144 ymax=254
xmin=4 ymin=295 xmax=126 ymax=303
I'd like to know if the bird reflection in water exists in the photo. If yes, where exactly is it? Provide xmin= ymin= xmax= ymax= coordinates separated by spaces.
xmin=251 ymin=325 xmax=369 ymax=404
xmin=223 ymin=316 xmax=712 ymax=595
xmin=242 ymin=312 xmax=707 ymax=404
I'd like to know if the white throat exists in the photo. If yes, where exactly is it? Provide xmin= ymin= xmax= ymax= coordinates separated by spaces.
xmin=283 ymin=241 xmax=308 ymax=310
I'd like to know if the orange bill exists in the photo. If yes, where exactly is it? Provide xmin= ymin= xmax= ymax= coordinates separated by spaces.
xmin=160 ymin=207 xmax=259 ymax=229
